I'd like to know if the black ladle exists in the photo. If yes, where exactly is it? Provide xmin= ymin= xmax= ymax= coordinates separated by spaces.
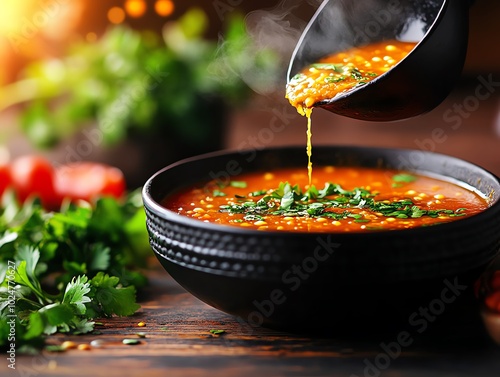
xmin=287 ymin=0 xmax=473 ymax=122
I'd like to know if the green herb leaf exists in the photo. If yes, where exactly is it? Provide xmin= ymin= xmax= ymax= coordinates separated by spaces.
xmin=213 ymin=190 xmax=226 ymax=197
xmin=14 ymin=259 xmax=46 ymax=305
xmin=25 ymin=303 xmax=75 ymax=339
xmin=62 ymin=276 xmax=91 ymax=315
xmin=209 ymin=329 xmax=226 ymax=335
xmin=311 ymin=63 xmax=344 ymax=72
xmin=243 ymin=214 xmax=264 ymax=221
xmin=350 ymin=68 xmax=363 ymax=80
xmin=279 ymin=185 xmax=295 ymax=210
xmin=291 ymin=73 xmax=306 ymax=81
xmin=392 ymin=174 xmax=417 ymax=184
xmin=250 ymin=190 xmax=267 ymax=197
xmin=325 ymin=75 xmax=346 ymax=83
xmin=230 ymin=181 xmax=247 ymax=189
xmin=90 ymin=272 xmax=141 ymax=317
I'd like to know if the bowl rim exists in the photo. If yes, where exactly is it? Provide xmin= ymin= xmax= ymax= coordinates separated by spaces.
xmin=142 ymin=145 xmax=500 ymax=238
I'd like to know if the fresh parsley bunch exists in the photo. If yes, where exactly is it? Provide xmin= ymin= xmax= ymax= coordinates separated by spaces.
xmin=1 ymin=9 xmax=280 ymax=149
xmin=0 ymin=190 xmax=149 ymax=351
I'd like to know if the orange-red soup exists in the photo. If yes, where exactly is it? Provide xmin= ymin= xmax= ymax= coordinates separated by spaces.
xmin=286 ymin=40 xmax=416 ymax=114
xmin=164 ymin=167 xmax=489 ymax=233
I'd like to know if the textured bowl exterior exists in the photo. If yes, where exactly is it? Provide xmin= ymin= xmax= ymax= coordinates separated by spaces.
xmin=143 ymin=146 xmax=500 ymax=329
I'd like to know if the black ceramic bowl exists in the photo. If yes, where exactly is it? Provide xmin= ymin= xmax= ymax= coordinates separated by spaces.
xmin=143 ymin=146 xmax=500 ymax=331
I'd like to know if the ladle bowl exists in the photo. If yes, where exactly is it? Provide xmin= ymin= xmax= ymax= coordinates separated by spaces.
xmin=288 ymin=0 xmax=472 ymax=122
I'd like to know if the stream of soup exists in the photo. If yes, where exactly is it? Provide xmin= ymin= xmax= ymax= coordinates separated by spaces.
xmin=285 ymin=40 xmax=416 ymax=185
xmin=164 ymin=167 xmax=489 ymax=233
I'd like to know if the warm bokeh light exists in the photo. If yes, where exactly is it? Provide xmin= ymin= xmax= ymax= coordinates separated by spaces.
xmin=0 ymin=0 xmax=35 ymax=62
xmin=155 ymin=0 xmax=175 ymax=17
xmin=86 ymin=32 xmax=97 ymax=42
xmin=108 ymin=7 xmax=126 ymax=24
xmin=0 ymin=0 xmax=35 ymax=36
xmin=0 ymin=0 xmax=83 ymax=84
xmin=124 ymin=0 xmax=147 ymax=18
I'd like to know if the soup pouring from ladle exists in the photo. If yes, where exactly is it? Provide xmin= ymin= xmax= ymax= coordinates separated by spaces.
xmin=287 ymin=0 xmax=474 ymax=122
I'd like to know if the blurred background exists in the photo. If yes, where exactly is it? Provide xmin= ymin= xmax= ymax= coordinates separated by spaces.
xmin=0 ymin=0 xmax=499 ymax=188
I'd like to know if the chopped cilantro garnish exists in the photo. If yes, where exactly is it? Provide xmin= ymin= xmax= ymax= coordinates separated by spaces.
xmin=218 ymin=181 xmax=468 ymax=224
xmin=250 ymin=190 xmax=267 ymax=197
xmin=243 ymin=214 xmax=264 ymax=221
xmin=350 ymin=68 xmax=363 ymax=80
xmin=325 ymin=75 xmax=346 ymax=83
xmin=393 ymin=174 xmax=417 ymax=183
xmin=230 ymin=181 xmax=247 ymax=189
xmin=291 ymin=73 xmax=306 ymax=81
xmin=209 ymin=329 xmax=226 ymax=335
xmin=311 ymin=63 xmax=344 ymax=72
xmin=213 ymin=190 xmax=226 ymax=197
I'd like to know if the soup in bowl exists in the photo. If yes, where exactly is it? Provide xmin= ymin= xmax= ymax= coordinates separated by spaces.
xmin=142 ymin=146 xmax=500 ymax=330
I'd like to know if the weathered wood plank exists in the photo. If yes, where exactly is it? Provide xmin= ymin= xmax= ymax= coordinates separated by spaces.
xmin=11 ymin=260 xmax=500 ymax=377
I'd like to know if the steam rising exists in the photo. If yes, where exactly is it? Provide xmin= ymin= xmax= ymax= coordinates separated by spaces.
xmin=245 ymin=0 xmax=319 ymax=59
xmin=208 ymin=0 xmax=321 ymax=96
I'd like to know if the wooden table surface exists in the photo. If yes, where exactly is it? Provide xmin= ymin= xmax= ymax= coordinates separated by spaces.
xmin=11 ymin=256 xmax=499 ymax=377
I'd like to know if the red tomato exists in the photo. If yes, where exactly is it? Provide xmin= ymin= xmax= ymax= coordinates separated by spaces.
xmin=491 ymin=271 xmax=500 ymax=291
xmin=55 ymin=162 xmax=126 ymax=202
xmin=9 ymin=155 xmax=60 ymax=209
xmin=485 ymin=291 xmax=500 ymax=313
xmin=0 ymin=163 xmax=11 ymax=197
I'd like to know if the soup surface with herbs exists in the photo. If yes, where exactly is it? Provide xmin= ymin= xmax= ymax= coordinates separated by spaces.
xmin=164 ymin=167 xmax=489 ymax=233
